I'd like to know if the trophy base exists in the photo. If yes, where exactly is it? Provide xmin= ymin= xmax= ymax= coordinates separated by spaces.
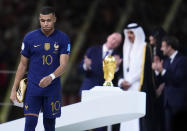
xmin=103 ymin=81 xmax=113 ymax=86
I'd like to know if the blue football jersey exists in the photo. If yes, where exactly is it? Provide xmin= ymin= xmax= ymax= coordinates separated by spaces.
xmin=21 ymin=29 xmax=71 ymax=96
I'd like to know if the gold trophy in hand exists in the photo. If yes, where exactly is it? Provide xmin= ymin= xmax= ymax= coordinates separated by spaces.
xmin=103 ymin=55 xmax=116 ymax=86
xmin=16 ymin=78 xmax=27 ymax=103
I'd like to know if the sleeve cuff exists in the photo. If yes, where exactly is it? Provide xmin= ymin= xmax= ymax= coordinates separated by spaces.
xmin=83 ymin=63 xmax=91 ymax=71
xmin=161 ymin=69 xmax=166 ymax=76
xmin=155 ymin=70 xmax=160 ymax=76
xmin=83 ymin=63 xmax=87 ymax=71
xmin=118 ymin=78 xmax=124 ymax=87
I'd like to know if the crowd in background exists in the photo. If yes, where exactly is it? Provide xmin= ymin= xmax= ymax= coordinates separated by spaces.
xmin=0 ymin=0 xmax=37 ymax=101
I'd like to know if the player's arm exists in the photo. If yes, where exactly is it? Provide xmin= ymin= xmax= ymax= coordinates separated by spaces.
xmin=53 ymin=54 xmax=69 ymax=77
xmin=10 ymin=55 xmax=29 ymax=102
xmin=39 ymin=54 xmax=69 ymax=88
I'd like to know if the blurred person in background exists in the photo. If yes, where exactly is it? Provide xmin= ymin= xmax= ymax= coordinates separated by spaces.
xmin=152 ymin=36 xmax=187 ymax=131
xmin=118 ymin=23 xmax=156 ymax=131
xmin=79 ymin=32 xmax=122 ymax=94
xmin=79 ymin=32 xmax=122 ymax=131
xmin=10 ymin=6 xmax=71 ymax=131
xmin=149 ymin=26 xmax=166 ymax=60
xmin=149 ymin=26 xmax=167 ymax=96
xmin=149 ymin=26 xmax=166 ymax=131
xmin=0 ymin=58 xmax=8 ymax=101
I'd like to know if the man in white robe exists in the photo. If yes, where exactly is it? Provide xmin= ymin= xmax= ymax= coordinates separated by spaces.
xmin=118 ymin=23 xmax=146 ymax=131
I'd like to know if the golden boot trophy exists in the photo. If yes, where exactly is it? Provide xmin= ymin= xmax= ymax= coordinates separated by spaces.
xmin=103 ymin=55 xmax=116 ymax=86
xmin=16 ymin=78 xmax=27 ymax=103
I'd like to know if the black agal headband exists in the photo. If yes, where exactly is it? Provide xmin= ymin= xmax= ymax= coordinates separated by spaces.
xmin=126 ymin=24 xmax=139 ymax=29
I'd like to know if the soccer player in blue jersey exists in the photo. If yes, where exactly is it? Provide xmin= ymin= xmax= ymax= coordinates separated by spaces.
xmin=10 ymin=6 xmax=70 ymax=131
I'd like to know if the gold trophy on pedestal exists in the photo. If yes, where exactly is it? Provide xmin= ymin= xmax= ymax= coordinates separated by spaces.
xmin=103 ymin=55 xmax=116 ymax=86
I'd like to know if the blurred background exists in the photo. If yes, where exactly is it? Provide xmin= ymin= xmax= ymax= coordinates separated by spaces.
xmin=0 ymin=0 xmax=187 ymax=123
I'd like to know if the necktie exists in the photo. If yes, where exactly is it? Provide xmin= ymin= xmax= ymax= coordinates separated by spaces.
xmin=166 ymin=58 xmax=171 ymax=68
xmin=103 ymin=51 xmax=109 ymax=59
xmin=169 ymin=58 xmax=173 ymax=64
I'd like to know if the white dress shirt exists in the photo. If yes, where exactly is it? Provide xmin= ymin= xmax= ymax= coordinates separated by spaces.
xmin=161 ymin=51 xmax=178 ymax=76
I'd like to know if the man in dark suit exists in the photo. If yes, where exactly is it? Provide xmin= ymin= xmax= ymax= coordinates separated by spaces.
xmin=79 ymin=32 xmax=122 ymax=131
xmin=79 ymin=32 xmax=122 ymax=93
xmin=152 ymin=36 xmax=187 ymax=131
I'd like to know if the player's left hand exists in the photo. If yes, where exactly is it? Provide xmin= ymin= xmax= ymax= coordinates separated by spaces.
xmin=39 ymin=76 xmax=52 ymax=88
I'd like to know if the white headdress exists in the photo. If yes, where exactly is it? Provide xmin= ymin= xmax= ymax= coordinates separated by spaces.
xmin=123 ymin=23 xmax=146 ymax=89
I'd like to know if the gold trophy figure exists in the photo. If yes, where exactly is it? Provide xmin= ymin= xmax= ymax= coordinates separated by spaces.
xmin=103 ymin=55 xmax=116 ymax=86
xmin=16 ymin=78 xmax=27 ymax=103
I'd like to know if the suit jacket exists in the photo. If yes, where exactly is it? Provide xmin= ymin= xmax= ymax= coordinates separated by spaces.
xmin=161 ymin=53 xmax=187 ymax=107
xmin=79 ymin=45 xmax=119 ymax=94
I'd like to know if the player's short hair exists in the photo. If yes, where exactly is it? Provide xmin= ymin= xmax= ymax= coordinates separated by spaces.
xmin=40 ymin=6 xmax=55 ymax=16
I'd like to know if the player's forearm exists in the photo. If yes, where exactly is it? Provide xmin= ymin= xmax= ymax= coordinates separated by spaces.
xmin=52 ymin=54 xmax=69 ymax=78
xmin=53 ymin=66 xmax=66 ymax=78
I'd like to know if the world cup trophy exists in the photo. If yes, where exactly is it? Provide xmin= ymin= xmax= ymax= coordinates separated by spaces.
xmin=103 ymin=55 xmax=116 ymax=86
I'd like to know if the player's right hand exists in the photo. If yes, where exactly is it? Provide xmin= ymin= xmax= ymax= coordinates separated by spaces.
xmin=10 ymin=88 xmax=17 ymax=102
xmin=39 ymin=75 xmax=52 ymax=88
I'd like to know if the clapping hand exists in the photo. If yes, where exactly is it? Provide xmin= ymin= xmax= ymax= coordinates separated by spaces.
xmin=152 ymin=56 xmax=164 ymax=73
xmin=84 ymin=56 xmax=92 ymax=70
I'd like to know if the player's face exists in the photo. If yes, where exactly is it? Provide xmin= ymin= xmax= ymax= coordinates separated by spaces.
xmin=39 ymin=13 xmax=56 ymax=33
xmin=127 ymin=30 xmax=135 ymax=43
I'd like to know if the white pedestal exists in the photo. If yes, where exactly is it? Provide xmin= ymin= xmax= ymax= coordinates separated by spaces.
xmin=82 ymin=86 xmax=123 ymax=101
xmin=0 ymin=86 xmax=146 ymax=131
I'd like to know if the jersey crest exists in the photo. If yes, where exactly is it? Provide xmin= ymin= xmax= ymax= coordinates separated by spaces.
xmin=54 ymin=42 xmax=59 ymax=51
xmin=44 ymin=43 xmax=50 ymax=51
